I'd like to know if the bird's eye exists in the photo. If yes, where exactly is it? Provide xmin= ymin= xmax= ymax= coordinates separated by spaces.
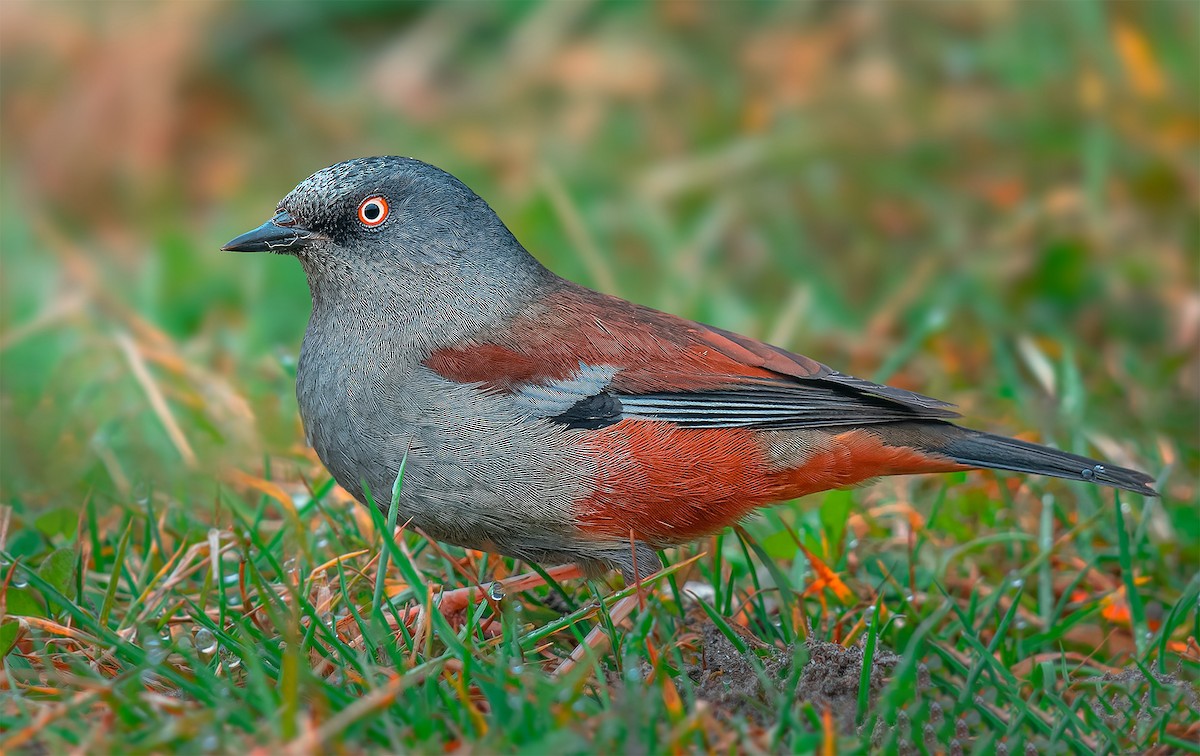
xmin=357 ymin=196 xmax=389 ymax=227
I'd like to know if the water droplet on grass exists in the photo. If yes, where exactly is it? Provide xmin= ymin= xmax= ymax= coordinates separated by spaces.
xmin=488 ymin=582 xmax=505 ymax=601
xmin=146 ymin=638 xmax=168 ymax=665
xmin=195 ymin=629 xmax=217 ymax=654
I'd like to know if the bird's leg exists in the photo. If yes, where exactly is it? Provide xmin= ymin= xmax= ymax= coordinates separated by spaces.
xmin=388 ymin=562 xmax=585 ymax=630
xmin=629 ymin=528 xmax=646 ymax=610
xmin=615 ymin=539 xmax=663 ymax=587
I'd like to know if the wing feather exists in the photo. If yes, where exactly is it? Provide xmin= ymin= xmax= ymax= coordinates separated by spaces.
xmin=425 ymin=281 xmax=959 ymax=430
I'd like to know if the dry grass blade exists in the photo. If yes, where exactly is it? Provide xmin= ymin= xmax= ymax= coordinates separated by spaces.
xmin=114 ymin=331 xmax=197 ymax=469
xmin=0 ymin=292 xmax=87 ymax=353
xmin=552 ymin=556 xmax=703 ymax=678
xmin=539 ymin=165 xmax=618 ymax=294
xmin=281 ymin=663 xmax=447 ymax=755
xmin=553 ymin=591 xmax=643 ymax=678
xmin=0 ymin=690 xmax=99 ymax=751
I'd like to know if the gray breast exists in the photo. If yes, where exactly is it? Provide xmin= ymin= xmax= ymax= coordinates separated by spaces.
xmin=296 ymin=320 xmax=595 ymax=554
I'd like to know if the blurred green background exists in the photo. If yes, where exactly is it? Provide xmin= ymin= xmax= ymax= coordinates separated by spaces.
xmin=1 ymin=1 xmax=1196 ymax=520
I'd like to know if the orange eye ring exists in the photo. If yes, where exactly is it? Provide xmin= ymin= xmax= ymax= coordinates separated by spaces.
xmin=357 ymin=196 xmax=389 ymax=227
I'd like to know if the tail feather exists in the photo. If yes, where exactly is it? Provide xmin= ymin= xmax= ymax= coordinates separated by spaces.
xmin=879 ymin=423 xmax=1159 ymax=496
xmin=940 ymin=427 xmax=1158 ymax=496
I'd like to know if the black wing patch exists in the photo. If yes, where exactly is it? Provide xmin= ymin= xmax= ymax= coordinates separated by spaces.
xmin=552 ymin=391 xmax=624 ymax=430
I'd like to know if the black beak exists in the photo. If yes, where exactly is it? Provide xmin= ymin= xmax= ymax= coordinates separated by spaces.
xmin=221 ymin=211 xmax=317 ymax=253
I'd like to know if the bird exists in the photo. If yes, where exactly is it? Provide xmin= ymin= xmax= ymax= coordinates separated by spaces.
xmin=222 ymin=156 xmax=1158 ymax=581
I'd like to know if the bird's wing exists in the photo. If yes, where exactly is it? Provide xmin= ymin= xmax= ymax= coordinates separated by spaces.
xmin=424 ymin=284 xmax=959 ymax=430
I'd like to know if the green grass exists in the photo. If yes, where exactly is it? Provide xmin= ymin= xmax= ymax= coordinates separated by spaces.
xmin=2 ymin=1 xmax=1197 ymax=753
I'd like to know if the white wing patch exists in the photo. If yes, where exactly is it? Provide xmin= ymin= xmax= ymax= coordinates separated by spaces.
xmin=509 ymin=363 xmax=620 ymax=419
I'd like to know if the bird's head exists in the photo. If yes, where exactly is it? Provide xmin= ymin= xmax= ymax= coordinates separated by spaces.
xmin=222 ymin=156 xmax=554 ymax=331
xmin=223 ymin=156 xmax=537 ymax=274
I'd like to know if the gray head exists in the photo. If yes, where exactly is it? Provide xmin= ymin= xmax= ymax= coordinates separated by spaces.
xmin=222 ymin=157 xmax=553 ymax=310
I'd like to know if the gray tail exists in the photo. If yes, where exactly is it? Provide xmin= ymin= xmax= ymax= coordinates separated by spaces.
xmin=932 ymin=426 xmax=1158 ymax=496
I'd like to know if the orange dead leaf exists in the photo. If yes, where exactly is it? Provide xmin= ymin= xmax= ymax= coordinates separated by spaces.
xmin=1113 ymin=21 xmax=1166 ymax=98
xmin=1167 ymin=637 xmax=1200 ymax=662
xmin=799 ymin=544 xmax=854 ymax=604
xmin=1098 ymin=579 xmax=1150 ymax=627
xmin=445 ymin=669 xmax=487 ymax=736
xmin=976 ymin=177 xmax=1025 ymax=210
xmin=21 ymin=685 xmax=63 ymax=696
xmin=646 ymin=638 xmax=684 ymax=717
xmin=840 ymin=603 xmax=891 ymax=648
xmin=308 ymin=549 xmax=371 ymax=581
xmin=1101 ymin=592 xmax=1130 ymax=625
xmin=19 ymin=616 xmax=94 ymax=643
xmin=865 ymin=502 xmax=925 ymax=532
xmin=228 ymin=470 xmax=297 ymax=514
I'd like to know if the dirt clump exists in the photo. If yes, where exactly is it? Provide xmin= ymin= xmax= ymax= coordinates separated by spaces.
xmin=1090 ymin=666 xmax=1200 ymax=730
xmin=686 ymin=620 xmax=791 ymax=723
xmin=796 ymin=636 xmax=900 ymax=733
xmin=684 ymin=617 xmax=899 ymax=733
